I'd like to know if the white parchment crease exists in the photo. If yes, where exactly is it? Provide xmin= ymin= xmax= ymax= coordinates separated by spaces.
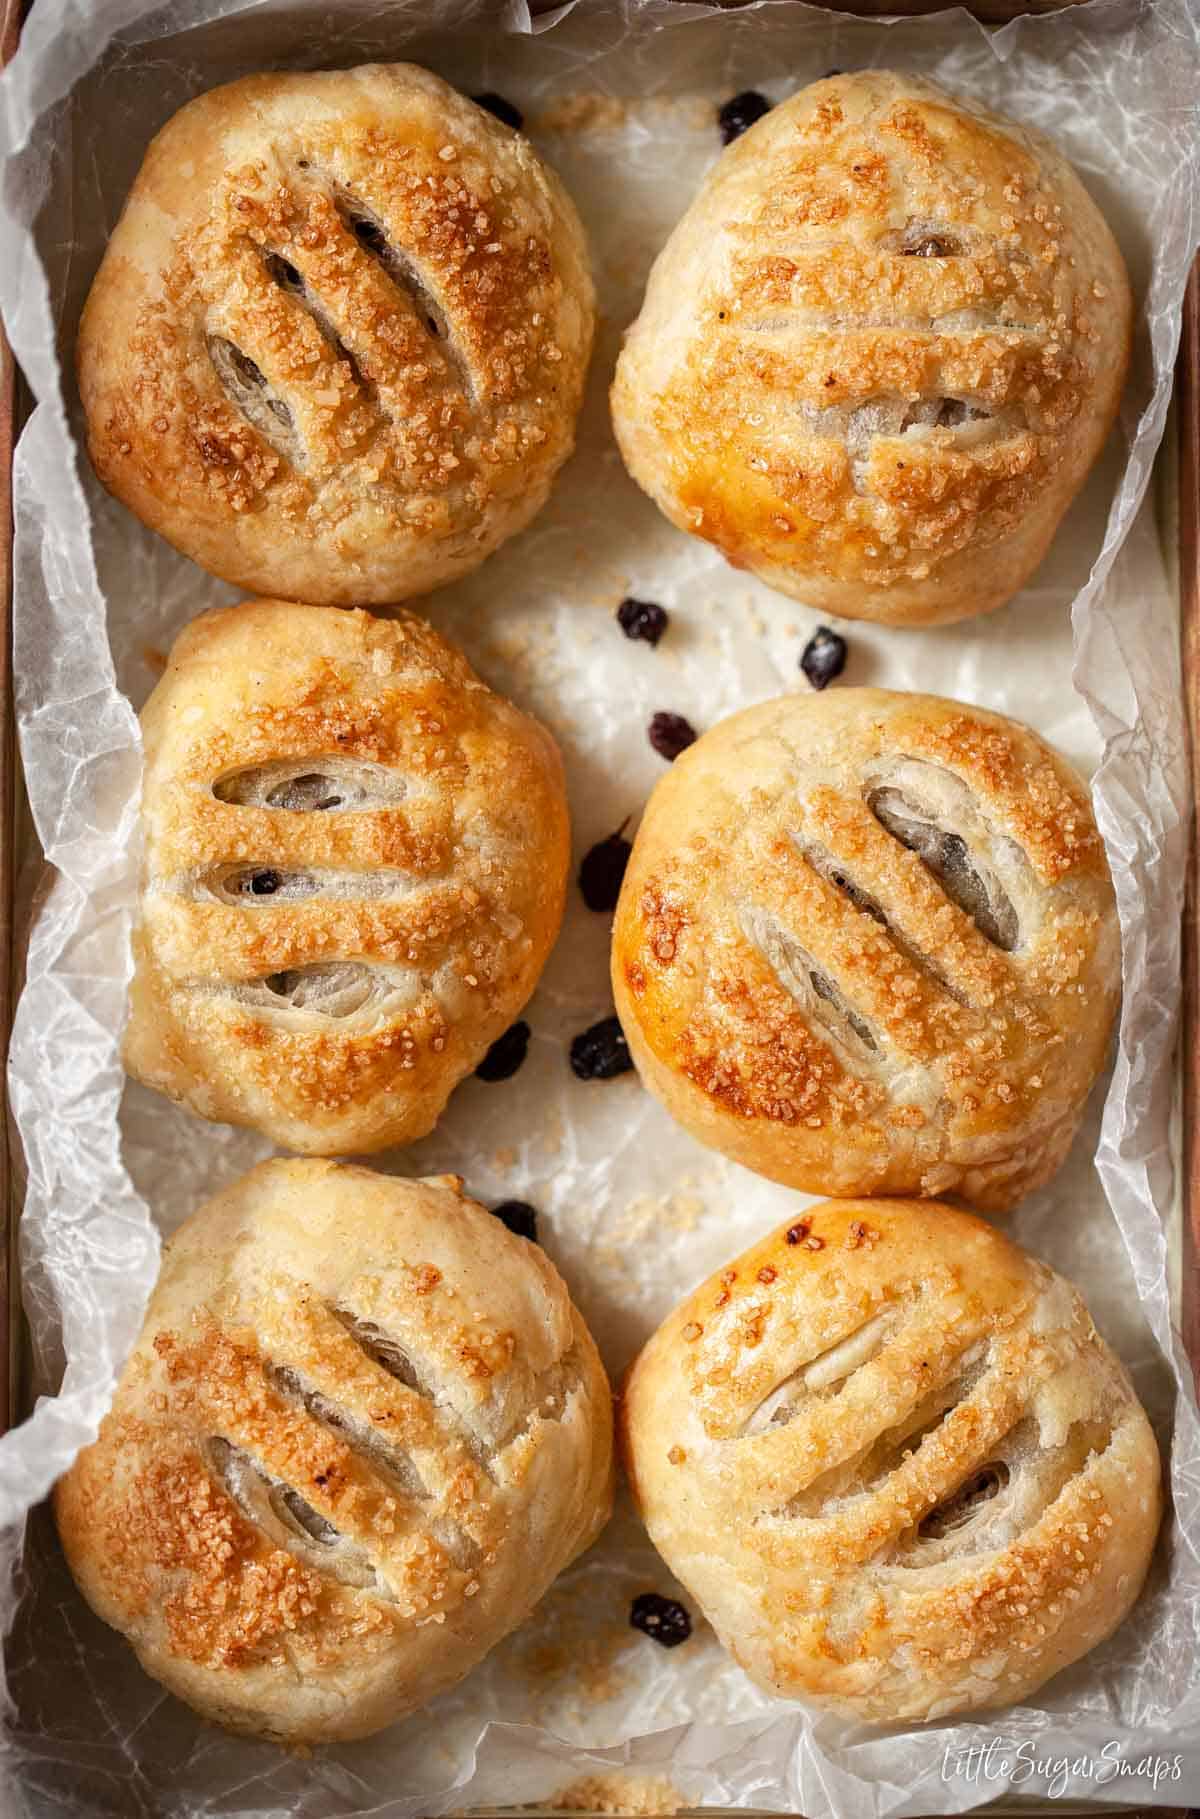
xmin=0 ymin=1 xmax=1199 ymax=1813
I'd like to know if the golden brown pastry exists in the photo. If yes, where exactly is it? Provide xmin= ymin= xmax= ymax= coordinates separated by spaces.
xmin=78 ymin=64 xmax=594 ymax=606
xmin=56 ymin=1159 xmax=614 ymax=1744
xmin=613 ymin=688 xmax=1118 ymax=1213
xmin=125 ymin=599 xmax=569 ymax=1153
xmin=611 ymin=72 xmax=1131 ymax=627
xmin=622 ymin=1198 xmax=1161 ymax=1723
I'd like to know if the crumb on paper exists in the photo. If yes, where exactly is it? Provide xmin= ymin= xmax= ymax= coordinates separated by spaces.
xmin=538 ymin=1109 xmax=566 ymax=1156
xmin=613 ymin=1190 xmax=706 ymax=1243
xmin=512 ymin=1591 xmax=632 ymax=1717
xmin=446 ymin=1771 xmax=686 ymax=1817
xmin=547 ymin=1772 xmax=687 ymax=1814
xmin=530 ymin=92 xmax=713 ymax=136
xmin=593 ymin=1188 xmax=708 ymax=1282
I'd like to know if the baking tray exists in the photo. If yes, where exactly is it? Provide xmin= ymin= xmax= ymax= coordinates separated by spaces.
xmin=0 ymin=0 xmax=1195 ymax=1814
xmin=1 ymin=0 xmax=22 ymax=1450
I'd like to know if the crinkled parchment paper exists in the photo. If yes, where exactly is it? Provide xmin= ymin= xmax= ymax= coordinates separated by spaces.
xmin=1 ymin=1 xmax=1199 ymax=1813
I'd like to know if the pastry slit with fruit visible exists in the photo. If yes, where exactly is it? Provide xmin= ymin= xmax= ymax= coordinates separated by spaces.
xmin=611 ymin=71 xmax=1131 ymax=628
xmin=54 ymin=1160 xmax=613 ymax=1744
xmin=77 ymin=62 xmax=594 ymax=606
xmin=613 ymin=688 xmax=1119 ymax=1213
xmin=124 ymin=599 xmax=570 ymax=1155
xmin=621 ymin=1198 xmax=1161 ymax=1723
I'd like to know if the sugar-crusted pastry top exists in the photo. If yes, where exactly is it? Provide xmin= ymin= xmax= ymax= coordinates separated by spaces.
xmin=55 ymin=1160 xmax=614 ymax=1743
xmin=621 ymin=1197 xmax=1160 ymax=1723
xmin=611 ymin=72 xmax=1131 ymax=627
xmin=124 ymin=600 xmax=569 ymax=1153
xmin=78 ymin=63 xmax=594 ymax=605
xmin=613 ymin=689 xmax=1119 ymax=1212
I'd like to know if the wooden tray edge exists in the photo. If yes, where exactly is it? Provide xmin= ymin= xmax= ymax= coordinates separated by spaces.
xmin=1179 ymin=255 xmax=1200 ymax=1389
xmin=0 ymin=0 xmax=23 ymax=1442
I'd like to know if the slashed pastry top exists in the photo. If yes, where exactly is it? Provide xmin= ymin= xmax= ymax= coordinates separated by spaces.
xmin=78 ymin=63 xmax=594 ymax=605
xmin=124 ymin=599 xmax=570 ymax=1154
xmin=621 ymin=1197 xmax=1161 ymax=1723
xmin=611 ymin=72 xmax=1132 ymax=627
xmin=55 ymin=1159 xmax=614 ymax=1744
xmin=612 ymin=688 xmax=1119 ymax=1213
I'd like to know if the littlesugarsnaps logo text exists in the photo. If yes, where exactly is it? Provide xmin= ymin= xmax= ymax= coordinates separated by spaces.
xmin=941 ymin=1737 xmax=1183 ymax=1800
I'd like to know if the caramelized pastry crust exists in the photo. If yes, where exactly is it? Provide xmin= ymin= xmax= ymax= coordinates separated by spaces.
xmin=621 ymin=1198 xmax=1160 ymax=1722
xmin=612 ymin=689 xmax=1118 ymax=1212
xmin=124 ymin=599 xmax=569 ymax=1153
xmin=55 ymin=1160 xmax=614 ymax=1743
xmin=78 ymin=63 xmax=594 ymax=605
xmin=611 ymin=72 xmax=1131 ymax=626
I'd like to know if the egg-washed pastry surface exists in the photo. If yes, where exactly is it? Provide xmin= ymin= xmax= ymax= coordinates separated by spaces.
xmin=55 ymin=1160 xmax=614 ymax=1744
xmin=621 ymin=1197 xmax=1160 ymax=1723
xmin=613 ymin=688 xmax=1119 ymax=1213
xmin=611 ymin=71 xmax=1131 ymax=627
xmin=125 ymin=600 xmax=569 ymax=1153
xmin=78 ymin=63 xmax=594 ymax=606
